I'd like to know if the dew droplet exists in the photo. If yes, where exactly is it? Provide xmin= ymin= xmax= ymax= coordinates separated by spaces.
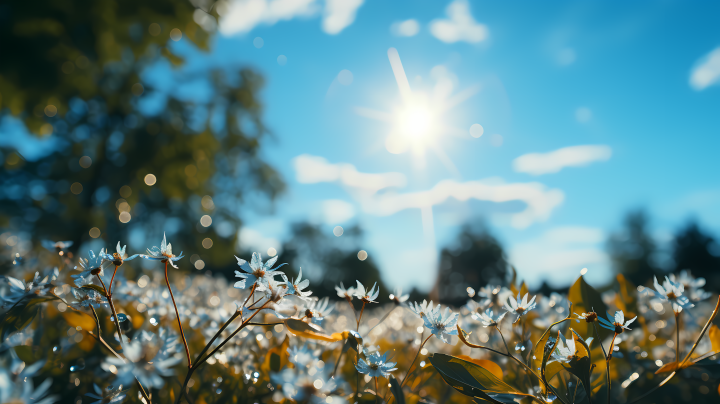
xmin=53 ymin=346 xmax=58 ymax=352
xmin=149 ymin=317 xmax=158 ymax=326
xmin=515 ymin=343 xmax=525 ymax=351
xmin=545 ymin=393 xmax=557 ymax=402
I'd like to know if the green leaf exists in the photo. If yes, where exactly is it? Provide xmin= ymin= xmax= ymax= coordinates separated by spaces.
xmin=429 ymin=354 xmax=523 ymax=404
xmin=0 ymin=295 xmax=57 ymax=340
xmin=389 ymin=376 xmax=405 ymax=404
xmin=568 ymin=275 xmax=610 ymax=338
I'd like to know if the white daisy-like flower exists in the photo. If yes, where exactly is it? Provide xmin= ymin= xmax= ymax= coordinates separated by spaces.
xmin=649 ymin=276 xmax=694 ymax=313
xmin=233 ymin=252 xmax=286 ymax=290
xmin=423 ymin=306 xmax=459 ymax=344
xmin=335 ymin=282 xmax=356 ymax=300
xmin=409 ymin=299 xmax=437 ymax=319
xmin=354 ymin=281 xmax=379 ymax=303
xmin=282 ymin=268 xmax=312 ymax=299
xmin=355 ymin=351 xmax=397 ymax=378
xmin=503 ymin=293 xmax=537 ymax=323
xmin=471 ymin=308 xmax=506 ymax=328
xmin=142 ymin=233 xmax=184 ymax=268
xmin=598 ymin=310 xmax=637 ymax=334
xmin=390 ymin=287 xmax=409 ymax=305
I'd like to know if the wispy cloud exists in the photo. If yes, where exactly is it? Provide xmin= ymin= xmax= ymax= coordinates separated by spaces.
xmin=321 ymin=199 xmax=356 ymax=224
xmin=364 ymin=179 xmax=564 ymax=229
xmin=513 ymin=145 xmax=612 ymax=176
xmin=429 ymin=0 xmax=488 ymax=44
xmin=690 ymin=46 xmax=720 ymax=91
xmin=391 ymin=19 xmax=420 ymax=37
xmin=219 ymin=0 xmax=363 ymax=36
xmin=323 ymin=0 xmax=364 ymax=35
xmin=294 ymin=155 xmax=564 ymax=228
xmin=293 ymin=154 xmax=407 ymax=193
xmin=509 ymin=226 xmax=609 ymax=287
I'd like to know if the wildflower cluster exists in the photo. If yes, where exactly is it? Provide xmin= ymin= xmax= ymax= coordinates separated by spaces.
xmin=1 ymin=233 xmax=719 ymax=404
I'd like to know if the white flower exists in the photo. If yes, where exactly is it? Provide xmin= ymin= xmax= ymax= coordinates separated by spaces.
xmin=409 ymin=300 xmax=437 ymax=319
xmin=423 ymin=306 xmax=459 ymax=344
xmin=503 ymin=293 xmax=537 ymax=323
xmin=471 ymin=308 xmax=506 ymax=328
xmin=598 ymin=310 xmax=637 ymax=334
xmin=142 ymin=233 xmax=184 ymax=268
xmin=335 ymin=282 xmax=356 ymax=300
xmin=281 ymin=268 xmax=311 ymax=299
xmin=356 ymin=351 xmax=397 ymax=377
xmin=233 ymin=252 xmax=286 ymax=290
xmin=354 ymin=281 xmax=379 ymax=303
xmin=390 ymin=287 xmax=409 ymax=304
xmin=649 ymin=276 xmax=694 ymax=313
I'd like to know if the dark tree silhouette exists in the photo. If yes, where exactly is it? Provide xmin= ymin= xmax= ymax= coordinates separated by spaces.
xmin=433 ymin=224 xmax=508 ymax=307
xmin=607 ymin=210 xmax=660 ymax=285
xmin=672 ymin=220 xmax=720 ymax=292
xmin=280 ymin=222 xmax=389 ymax=303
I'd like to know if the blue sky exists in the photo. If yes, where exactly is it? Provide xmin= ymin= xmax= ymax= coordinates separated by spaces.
xmin=12 ymin=0 xmax=720 ymax=291
xmin=165 ymin=0 xmax=720 ymax=291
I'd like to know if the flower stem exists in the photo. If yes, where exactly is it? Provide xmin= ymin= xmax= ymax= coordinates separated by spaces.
xmin=606 ymin=332 xmax=618 ymax=404
xmin=591 ymin=322 xmax=608 ymax=404
xmin=674 ymin=311 xmax=680 ymax=369
xmin=109 ymin=264 xmax=120 ymax=294
xmin=375 ymin=377 xmax=379 ymax=404
xmin=495 ymin=325 xmax=511 ymax=355
xmin=399 ymin=334 xmax=432 ymax=388
xmin=357 ymin=301 xmax=367 ymax=331
xmin=164 ymin=261 xmax=192 ymax=368
xmin=96 ymin=274 xmax=124 ymax=343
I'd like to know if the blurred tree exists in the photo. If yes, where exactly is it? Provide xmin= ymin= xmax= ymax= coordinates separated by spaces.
xmin=607 ymin=210 xmax=659 ymax=285
xmin=0 ymin=0 xmax=283 ymax=269
xmin=279 ymin=222 xmax=389 ymax=303
xmin=433 ymin=224 xmax=508 ymax=307
xmin=672 ymin=220 xmax=720 ymax=292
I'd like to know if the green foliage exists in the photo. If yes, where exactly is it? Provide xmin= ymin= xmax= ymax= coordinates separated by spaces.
xmin=0 ymin=0 xmax=283 ymax=269
xmin=0 ymin=295 xmax=57 ymax=340
xmin=429 ymin=353 xmax=523 ymax=403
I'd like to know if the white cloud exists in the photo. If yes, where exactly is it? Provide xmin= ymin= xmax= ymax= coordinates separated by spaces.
xmin=690 ymin=46 xmax=720 ymax=91
xmin=218 ymin=0 xmax=363 ymax=36
xmin=513 ymin=145 xmax=612 ymax=176
xmin=429 ymin=0 xmax=488 ymax=44
xmin=321 ymin=199 xmax=356 ymax=224
xmin=509 ymin=226 xmax=609 ymax=287
xmin=322 ymin=0 xmax=364 ymax=35
xmin=238 ymin=227 xmax=281 ymax=255
xmin=365 ymin=179 xmax=564 ymax=229
xmin=293 ymin=155 xmax=564 ymax=229
xmin=391 ymin=19 xmax=420 ymax=37
xmin=293 ymin=154 xmax=407 ymax=193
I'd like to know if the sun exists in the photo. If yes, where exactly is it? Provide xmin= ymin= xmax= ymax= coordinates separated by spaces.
xmin=396 ymin=102 xmax=434 ymax=140
xmin=356 ymin=47 xmax=478 ymax=168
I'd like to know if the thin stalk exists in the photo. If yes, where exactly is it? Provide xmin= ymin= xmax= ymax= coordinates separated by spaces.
xmin=87 ymin=305 xmax=151 ymax=404
xmin=399 ymin=335 xmax=432 ymax=388
xmin=96 ymin=274 xmax=124 ymax=342
xmin=356 ymin=301 xmax=367 ymax=331
xmin=164 ymin=261 xmax=192 ymax=368
xmin=345 ymin=296 xmax=357 ymax=323
xmin=606 ymin=332 xmax=618 ymax=404
xmin=592 ymin=322 xmax=609 ymax=404
xmin=674 ymin=311 xmax=680 ymax=368
xmin=174 ymin=313 xmax=241 ymax=404
xmin=368 ymin=306 xmax=397 ymax=333
xmin=176 ymin=302 xmax=269 ymax=404
xmin=109 ymin=265 xmax=120 ymax=294
xmin=496 ymin=324 xmax=511 ymax=355
xmin=375 ymin=377 xmax=379 ymax=404
xmin=628 ymin=296 xmax=720 ymax=404
xmin=196 ymin=301 xmax=269 ymax=367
